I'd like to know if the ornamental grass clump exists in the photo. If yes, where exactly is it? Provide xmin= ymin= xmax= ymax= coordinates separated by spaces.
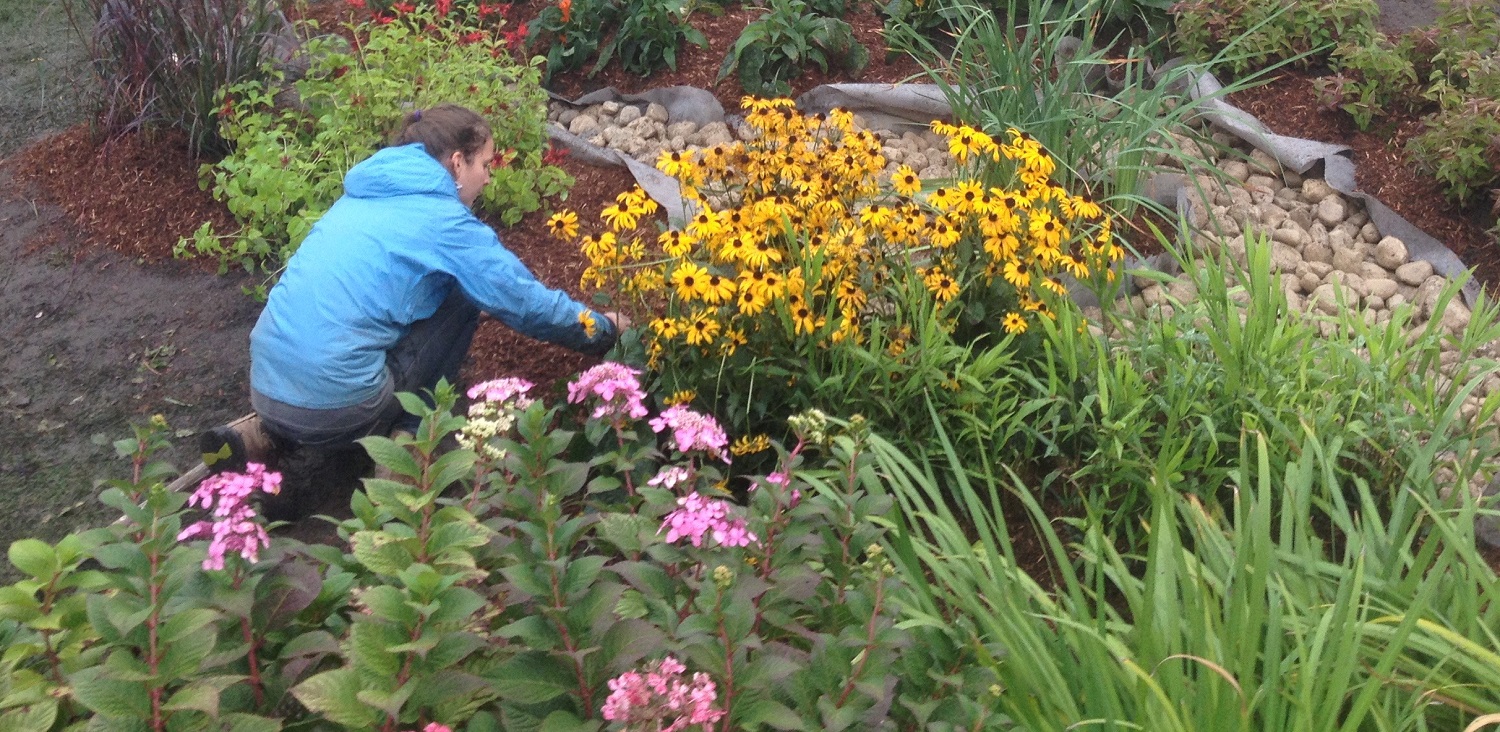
xmin=558 ymin=97 xmax=1120 ymax=437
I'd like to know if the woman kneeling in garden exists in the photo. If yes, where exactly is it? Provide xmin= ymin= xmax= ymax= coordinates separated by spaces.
xmin=203 ymin=104 xmax=625 ymax=518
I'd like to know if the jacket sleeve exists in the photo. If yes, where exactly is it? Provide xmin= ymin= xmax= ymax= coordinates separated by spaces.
xmin=441 ymin=215 xmax=618 ymax=356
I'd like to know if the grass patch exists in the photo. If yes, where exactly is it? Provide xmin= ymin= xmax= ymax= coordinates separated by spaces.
xmin=0 ymin=0 xmax=91 ymax=157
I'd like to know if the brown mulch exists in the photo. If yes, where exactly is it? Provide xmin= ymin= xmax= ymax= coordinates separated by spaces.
xmin=9 ymin=127 xmax=236 ymax=266
xmin=1228 ymin=68 xmax=1499 ymax=288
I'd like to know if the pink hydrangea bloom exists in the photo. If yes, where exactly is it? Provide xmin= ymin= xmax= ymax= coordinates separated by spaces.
xmin=568 ymin=362 xmax=650 ymax=423
xmin=647 ymin=465 xmax=693 ymax=490
xmin=649 ymin=405 xmax=729 ymax=462
xmin=423 ymin=724 xmax=452 ymax=732
xmin=660 ymin=493 xmax=757 ymax=548
xmin=177 ymin=463 xmax=280 ymax=571
xmin=467 ymin=377 xmax=536 ymax=408
xmin=602 ymin=656 xmax=724 ymax=732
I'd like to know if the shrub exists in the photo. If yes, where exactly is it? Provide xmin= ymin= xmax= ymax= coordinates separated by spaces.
xmin=1317 ymin=35 xmax=1421 ymax=130
xmin=64 ymin=0 xmax=287 ymax=156
xmin=1170 ymin=0 xmax=1379 ymax=76
xmin=1407 ymin=98 xmax=1500 ymax=207
xmin=594 ymin=0 xmax=708 ymax=77
xmin=559 ymin=100 xmax=1119 ymax=445
xmin=716 ymin=0 xmax=869 ymax=97
xmin=0 ymin=378 xmax=999 ymax=729
xmin=178 ymin=9 xmax=571 ymax=283
xmin=527 ymin=0 xmax=623 ymax=80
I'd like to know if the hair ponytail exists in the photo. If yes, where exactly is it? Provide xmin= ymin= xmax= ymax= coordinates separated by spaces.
xmin=393 ymin=104 xmax=492 ymax=165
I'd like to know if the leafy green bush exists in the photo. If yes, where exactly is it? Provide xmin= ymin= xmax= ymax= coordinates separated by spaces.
xmin=595 ymin=0 xmax=708 ymax=76
xmin=716 ymin=0 xmax=868 ymax=96
xmin=65 ymin=0 xmax=286 ymax=155
xmin=1407 ymin=98 xmax=1500 ymax=207
xmin=1170 ymin=0 xmax=1379 ymax=76
xmin=0 ymin=377 xmax=999 ymax=729
xmin=178 ymin=10 xmax=571 ymax=282
xmin=527 ymin=0 xmax=623 ymax=80
xmin=1317 ymin=35 xmax=1421 ymax=130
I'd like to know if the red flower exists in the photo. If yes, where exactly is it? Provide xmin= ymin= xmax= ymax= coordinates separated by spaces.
xmin=346 ymin=0 xmax=365 ymax=7
xmin=501 ymin=23 xmax=527 ymax=48
xmin=375 ymin=14 xmax=394 ymax=22
xmin=435 ymin=0 xmax=451 ymax=14
xmin=392 ymin=1 xmax=415 ymax=13
xmin=459 ymin=30 xmax=484 ymax=44
xmin=542 ymin=142 xmax=568 ymax=166
xmin=558 ymin=0 xmax=571 ymax=23
xmin=490 ymin=148 xmax=515 ymax=169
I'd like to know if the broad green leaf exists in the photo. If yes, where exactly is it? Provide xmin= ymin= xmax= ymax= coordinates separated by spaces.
xmin=736 ymin=698 xmax=807 ymax=730
xmin=487 ymin=654 xmax=575 ymax=705
xmin=292 ymin=668 xmax=382 ymax=729
xmin=8 ymin=539 xmax=58 ymax=579
xmin=163 ymin=680 xmax=221 ymax=716
xmin=69 ymin=667 xmax=150 ymax=719
xmin=359 ymin=436 xmax=421 ymax=478
xmin=539 ymin=709 xmax=601 ymax=732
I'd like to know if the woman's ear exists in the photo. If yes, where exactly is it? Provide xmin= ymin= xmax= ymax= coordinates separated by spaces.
xmin=446 ymin=150 xmax=465 ymax=177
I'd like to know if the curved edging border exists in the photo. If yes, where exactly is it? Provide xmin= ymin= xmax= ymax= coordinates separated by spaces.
xmin=545 ymin=79 xmax=1480 ymax=304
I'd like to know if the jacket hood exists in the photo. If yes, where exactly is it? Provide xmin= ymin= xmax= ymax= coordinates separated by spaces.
xmin=343 ymin=143 xmax=459 ymax=200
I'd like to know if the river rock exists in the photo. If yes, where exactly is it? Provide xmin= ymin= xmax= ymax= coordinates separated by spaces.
xmin=1304 ymin=238 xmax=1333 ymax=265
xmin=1271 ymin=242 xmax=1303 ymax=271
xmin=1301 ymin=178 xmax=1336 ymax=203
xmin=1272 ymin=225 xmax=1306 ymax=248
xmin=617 ymin=105 xmax=642 ymax=125
xmin=1365 ymin=277 xmax=1399 ymax=299
xmin=1310 ymin=282 xmax=1351 ymax=315
xmin=569 ymin=114 xmax=601 ymax=136
xmin=1316 ymin=195 xmax=1347 ymax=227
xmin=1396 ymin=260 xmax=1434 ymax=286
xmin=1374 ymin=236 xmax=1408 ymax=270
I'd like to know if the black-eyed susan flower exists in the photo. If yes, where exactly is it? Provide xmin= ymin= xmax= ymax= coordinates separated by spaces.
xmin=719 ymin=327 xmax=747 ymax=356
xmin=581 ymin=232 xmax=617 ymax=264
xmin=546 ymin=210 xmax=579 ymax=240
xmin=664 ymin=389 xmax=696 ymax=406
xmin=650 ymin=317 xmax=681 ymax=339
xmin=578 ymin=309 xmax=598 ymax=338
xmin=736 ymin=287 xmax=768 ymax=316
xmin=702 ymin=274 xmax=737 ymax=305
xmin=730 ymin=433 xmax=772 ymax=456
xmin=1001 ymin=311 xmax=1028 ymax=334
xmin=659 ymin=229 xmax=694 ymax=258
xmin=791 ymin=304 xmax=825 ymax=335
xmin=1003 ymin=259 xmax=1031 ymax=289
xmin=657 ymin=149 xmax=694 ymax=177
xmin=685 ymin=312 xmax=721 ymax=346
xmin=928 ymin=215 xmax=962 ymax=249
xmin=600 ymin=202 xmax=639 ymax=231
xmin=924 ymin=267 xmax=961 ymax=302
xmin=670 ymin=262 xmax=710 ymax=301
xmin=891 ymin=165 xmax=922 ymax=197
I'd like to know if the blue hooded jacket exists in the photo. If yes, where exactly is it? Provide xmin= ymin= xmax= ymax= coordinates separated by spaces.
xmin=250 ymin=143 xmax=615 ymax=410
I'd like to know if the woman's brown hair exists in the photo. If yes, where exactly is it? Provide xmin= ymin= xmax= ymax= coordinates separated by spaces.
xmin=392 ymin=104 xmax=492 ymax=166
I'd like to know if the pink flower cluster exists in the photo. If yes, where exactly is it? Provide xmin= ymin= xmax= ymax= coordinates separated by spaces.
xmin=649 ymin=405 xmax=729 ymax=462
xmin=661 ymin=493 xmax=757 ymax=548
xmin=177 ymin=463 xmax=280 ymax=571
xmin=468 ymin=377 xmax=536 ymax=408
xmin=568 ymin=362 xmax=649 ymax=423
xmin=647 ymin=465 xmax=692 ymax=490
xmin=601 ymin=656 xmax=724 ymax=732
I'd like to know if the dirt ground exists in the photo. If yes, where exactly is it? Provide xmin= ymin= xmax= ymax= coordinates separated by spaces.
xmin=0 ymin=0 xmax=1478 ymax=559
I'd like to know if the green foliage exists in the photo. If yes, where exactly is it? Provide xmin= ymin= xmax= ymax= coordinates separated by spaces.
xmin=1170 ymin=0 xmax=1378 ymax=76
xmin=1407 ymin=99 xmax=1500 ymax=207
xmin=595 ymin=0 xmax=708 ymax=77
xmin=862 ymin=231 xmax=1500 ymax=728
xmin=178 ymin=10 xmax=571 ymax=280
xmin=1402 ymin=0 xmax=1500 ymax=207
xmin=64 ymin=0 xmax=286 ymax=156
xmin=0 ymin=382 xmax=998 ymax=728
xmin=528 ymin=0 xmax=623 ymax=80
xmin=716 ymin=0 xmax=869 ymax=96
xmin=1318 ymin=35 xmax=1421 ymax=130
xmin=1024 ymin=233 xmax=1500 ymax=543
xmin=528 ymin=0 xmax=705 ymax=80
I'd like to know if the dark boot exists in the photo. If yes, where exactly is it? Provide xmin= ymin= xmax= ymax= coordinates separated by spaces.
xmin=199 ymin=413 xmax=277 ymax=473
